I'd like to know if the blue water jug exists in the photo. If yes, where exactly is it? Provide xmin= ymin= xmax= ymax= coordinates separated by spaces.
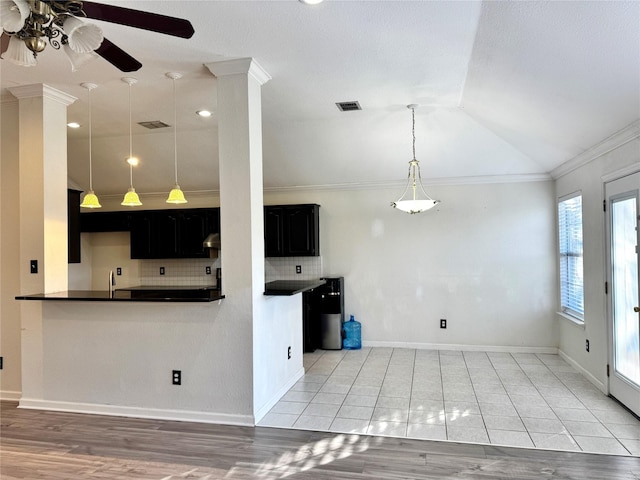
xmin=343 ymin=315 xmax=361 ymax=350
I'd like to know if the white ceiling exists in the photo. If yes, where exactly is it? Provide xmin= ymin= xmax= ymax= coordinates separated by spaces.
xmin=1 ymin=1 xmax=638 ymax=196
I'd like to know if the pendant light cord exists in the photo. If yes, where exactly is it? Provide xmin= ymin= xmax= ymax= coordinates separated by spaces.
xmin=88 ymin=87 xmax=93 ymax=191
xmin=411 ymin=105 xmax=416 ymax=161
xmin=128 ymin=81 xmax=134 ymax=188
xmin=173 ymin=76 xmax=178 ymax=184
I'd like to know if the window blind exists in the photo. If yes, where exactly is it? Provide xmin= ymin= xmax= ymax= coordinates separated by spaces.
xmin=558 ymin=194 xmax=584 ymax=318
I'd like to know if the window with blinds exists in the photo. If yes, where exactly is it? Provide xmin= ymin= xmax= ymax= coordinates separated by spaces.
xmin=558 ymin=194 xmax=584 ymax=319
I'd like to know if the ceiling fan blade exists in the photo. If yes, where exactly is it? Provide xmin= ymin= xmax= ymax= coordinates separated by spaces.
xmin=1 ymin=33 xmax=10 ymax=57
xmin=95 ymin=38 xmax=142 ymax=72
xmin=81 ymin=2 xmax=195 ymax=39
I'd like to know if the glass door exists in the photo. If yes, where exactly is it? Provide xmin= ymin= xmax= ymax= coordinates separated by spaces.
xmin=606 ymin=171 xmax=640 ymax=416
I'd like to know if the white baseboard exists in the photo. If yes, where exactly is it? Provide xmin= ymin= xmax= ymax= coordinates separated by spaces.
xmin=558 ymin=350 xmax=607 ymax=394
xmin=18 ymin=398 xmax=254 ymax=426
xmin=1 ymin=390 xmax=21 ymax=402
xmin=363 ymin=341 xmax=558 ymax=355
xmin=254 ymin=367 xmax=305 ymax=423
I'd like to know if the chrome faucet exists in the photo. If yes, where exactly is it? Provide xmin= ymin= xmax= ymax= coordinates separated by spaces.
xmin=109 ymin=270 xmax=115 ymax=297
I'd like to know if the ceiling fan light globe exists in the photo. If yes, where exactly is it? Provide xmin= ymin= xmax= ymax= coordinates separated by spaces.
xmin=80 ymin=190 xmax=102 ymax=209
xmin=63 ymin=43 xmax=98 ymax=71
xmin=0 ymin=0 xmax=29 ymax=32
xmin=4 ymin=35 xmax=35 ymax=66
xmin=63 ymin=16 xmax=103 ymax=53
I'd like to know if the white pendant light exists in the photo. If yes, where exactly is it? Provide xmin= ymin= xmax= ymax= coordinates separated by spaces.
xmin=391 ymin=104 xmax=440 ymax=214
xmin=79 ymin=82 xmax=101 ymax=209
xmin=121 ymin=77 xmax=142 ymax=207
xmin=165 ymin=72 xmax=187 ymax=204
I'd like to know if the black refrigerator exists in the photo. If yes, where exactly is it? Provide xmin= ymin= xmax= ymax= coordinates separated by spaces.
xmin=303 ymin=277 xmax=344 ymax=352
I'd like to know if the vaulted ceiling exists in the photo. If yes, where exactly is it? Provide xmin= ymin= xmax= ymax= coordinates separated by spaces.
xmin=1 ymin=1 xmax=638 ymax=195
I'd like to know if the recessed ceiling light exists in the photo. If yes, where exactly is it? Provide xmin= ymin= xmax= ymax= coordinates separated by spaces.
xmin=196 ymin=110 xmax=212 ymax=117
xmin=299 ymin=0 xmax=324 ymax=4
xmin=67 ymin=122 xmax=81 ymax=128
xmin=125 ymin=157 xmax=139 ymax=167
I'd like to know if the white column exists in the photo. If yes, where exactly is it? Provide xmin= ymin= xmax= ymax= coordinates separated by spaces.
xmin=206 ymin=59 xmax=271 ymax=299
xmin=206 ymin=59 xmax=275 ymax=420
xmin=8 ymin=84 xmax=75 ymax=401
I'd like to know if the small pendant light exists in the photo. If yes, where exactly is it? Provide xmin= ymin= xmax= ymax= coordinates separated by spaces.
xmin=165 ymin=72 xmax=187 ymax=204
xmin=391 ymin=104 xmax=440 ymax=214
xmin=121 ymin=77 xmax=142 ymax=207
xmin=79 ymin=82 xmax=101 ymax=208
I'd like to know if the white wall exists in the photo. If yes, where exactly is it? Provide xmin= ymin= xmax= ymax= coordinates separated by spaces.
xmin=0 ymin=98 xmax=22 ymax=400
xmin=253 ymin=294 xmax=304 ymax=420
xmin=265 ymin=180 xmax=559 ymax=351
xmin=24 ymin=301 xmax=254 ymax=425
xmin=555 ymin=135 xmax=640 ymax=391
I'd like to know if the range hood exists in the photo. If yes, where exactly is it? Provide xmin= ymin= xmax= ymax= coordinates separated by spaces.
xmin=203 ymin=233 xmax=221 ymax=249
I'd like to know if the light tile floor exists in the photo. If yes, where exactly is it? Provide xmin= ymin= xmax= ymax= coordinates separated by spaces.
xmin=258 ymin=347 xmax=640 ymax=456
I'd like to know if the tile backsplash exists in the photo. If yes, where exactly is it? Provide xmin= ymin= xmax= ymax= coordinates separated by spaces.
xmin=140 ymin=258 xmax=220 ymax=286
xmin=265 ymin=256 xmax=323 ymax=281
xmin=139 ymin=256 xmax=323 ymax=286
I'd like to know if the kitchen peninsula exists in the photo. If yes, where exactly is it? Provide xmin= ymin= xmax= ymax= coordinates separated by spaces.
xmin=16 ymin=287 xmax=224 ymax=302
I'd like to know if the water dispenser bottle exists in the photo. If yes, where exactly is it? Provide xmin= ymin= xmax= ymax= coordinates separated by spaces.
xmin=343 ymin=315 xmax=361 ymax=350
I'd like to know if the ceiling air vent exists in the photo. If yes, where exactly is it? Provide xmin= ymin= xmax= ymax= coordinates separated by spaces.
xmin=336 ymin=101 xmax=362 ymax=112
xmin=138 ymin=120 xmax=170 ymax=129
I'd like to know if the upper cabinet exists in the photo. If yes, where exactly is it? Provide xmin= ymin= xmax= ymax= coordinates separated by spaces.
xmin=81 ymin=208 xmax=219 ymax=259
xmin=130 ymin=208 xmax=219 ymax=259
xmin=265 ymin=204 xmax=320 ymax=257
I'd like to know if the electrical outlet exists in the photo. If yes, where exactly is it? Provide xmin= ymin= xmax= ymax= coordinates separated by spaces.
xmin=116 ymin=267 xmax=122 ymax=276
xmin=206 ymin=266 xmax=212 ymax=275
xmin=30 ymin=260 xmax=38 ymax=274
xmin=172 ymin=370 xmax=181 ymax=385
xmin=296 ymin=265 xmax=302 ymax=274
xmin=440 ymin=319 xmax=447 ymax=329
xmin=287 ymin=346 xmax=292 ymax=359
xmin=160 ymin=267 xmax=165 ymax=275
xmin=586 ymin=339 xmax=590 ymax=352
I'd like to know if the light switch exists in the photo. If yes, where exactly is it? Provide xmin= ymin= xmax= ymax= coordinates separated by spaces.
xmin=30 ymin=260 xmax=38 ymax=274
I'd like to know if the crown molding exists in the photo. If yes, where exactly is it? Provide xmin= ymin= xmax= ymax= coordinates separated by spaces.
xmin=264 ymin=173 xmax=552 ymax=193
xmin=7 ymin=84 xmax=77 ymax=106
xmin=80 ymin=174 xmax=550 ymax=200
xmin=551 ymin=120 xmax=640 ymax=179
xmin=205 ymin=58 xmax=271 ymax=86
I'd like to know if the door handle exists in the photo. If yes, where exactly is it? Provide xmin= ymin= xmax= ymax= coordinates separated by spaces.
xmin=635 ymin=306 xmax=640 ymax=313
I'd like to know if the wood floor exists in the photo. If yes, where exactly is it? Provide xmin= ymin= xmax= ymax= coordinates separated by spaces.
xmin=1 ymin=401 xmax=638 ymax=479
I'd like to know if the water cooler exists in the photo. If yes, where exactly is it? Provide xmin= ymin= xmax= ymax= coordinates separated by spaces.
xmin=303 ymin=277 xmax=344 ymax=351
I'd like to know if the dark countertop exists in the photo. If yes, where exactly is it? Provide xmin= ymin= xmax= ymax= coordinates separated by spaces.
xmin=16 ymin=287 xmax=225 ymax=303
xmin=264 ymin=279 xmax=326 ymax=296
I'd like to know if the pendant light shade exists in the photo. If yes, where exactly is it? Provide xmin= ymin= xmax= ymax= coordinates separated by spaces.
xmin=79 ymin=82 xmax=101 ymax=209
xmin=121 ymin=77 xmax=142 ymax=207
xmin=165 ymin=72 xmax=187 ymax=204
xmin=391 ymin=104 xmax=440 ymax=214
xmin=0 ymin=0 xmax=29 ymax=32
xmin=122 ymin=187 xmax=142 ymax=206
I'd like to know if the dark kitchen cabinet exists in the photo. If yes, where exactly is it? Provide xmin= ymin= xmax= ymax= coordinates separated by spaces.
xmin=129 ymin=212 xmax=154 ymax=258
xmin=179 ymin=209 xmax=218 ymax=257
xmin=80 ymin=211 xmax=130 ymax=232
xmin=264 ymin=204 xmax=319 ymax=257
xmin=68 ymin=189 xmax=82 ymax=264
xmin=130 ymin=208 xmax=219 ymax=259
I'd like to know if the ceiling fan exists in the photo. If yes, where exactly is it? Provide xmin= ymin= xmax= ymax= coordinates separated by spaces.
xmin=0 ymin=0 xmax=194 ymax=72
